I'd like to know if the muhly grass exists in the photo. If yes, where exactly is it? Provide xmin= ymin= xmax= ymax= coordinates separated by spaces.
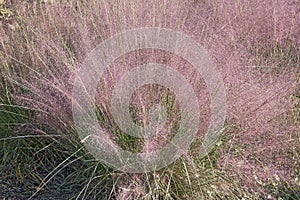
xmin=0 ymin=0 xmax=299 ymax=199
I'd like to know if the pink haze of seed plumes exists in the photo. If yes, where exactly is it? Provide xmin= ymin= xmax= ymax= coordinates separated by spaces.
xmin=0 ymin=0 xmax=299 ymax=198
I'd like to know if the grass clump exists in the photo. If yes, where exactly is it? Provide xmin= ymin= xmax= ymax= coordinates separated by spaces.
xmin=0 ymin=0 xmax=299 ymax=199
